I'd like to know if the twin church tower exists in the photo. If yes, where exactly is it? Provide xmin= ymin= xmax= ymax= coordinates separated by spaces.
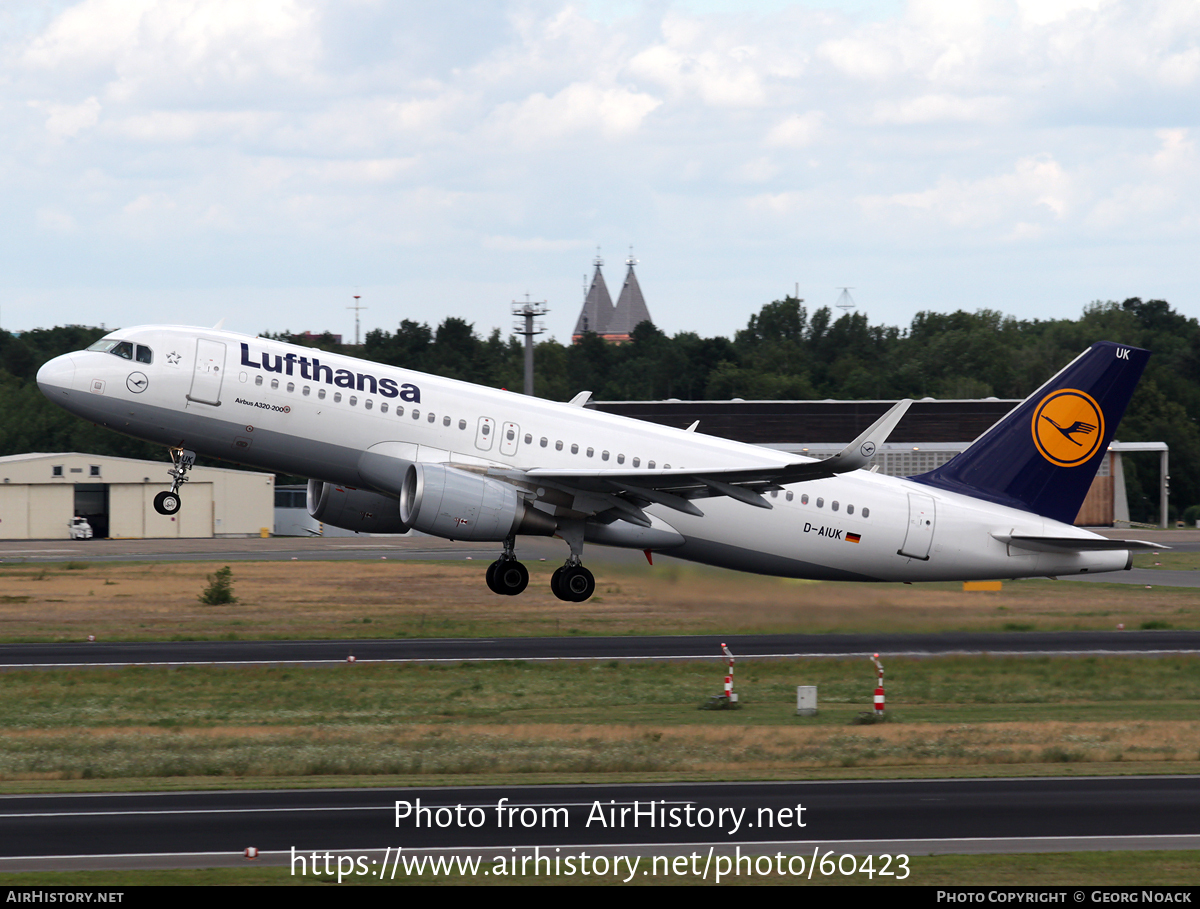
xmin=571 ymin=252 xmax=654 ymax=344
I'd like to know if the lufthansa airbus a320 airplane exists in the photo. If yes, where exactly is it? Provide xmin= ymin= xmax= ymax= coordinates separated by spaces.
xmin=37 ymin=327 xmax=1159 ymax=601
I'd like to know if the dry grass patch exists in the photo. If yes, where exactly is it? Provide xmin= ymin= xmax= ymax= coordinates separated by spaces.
xmin=0 ymin=559 xmax=1196 ymax=642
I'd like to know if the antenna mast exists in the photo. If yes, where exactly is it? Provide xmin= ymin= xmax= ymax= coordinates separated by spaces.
xmin=512 ymin=293 xmax=549 ymax=396
xmin=347 ymin=294 xmax=368 ymax=346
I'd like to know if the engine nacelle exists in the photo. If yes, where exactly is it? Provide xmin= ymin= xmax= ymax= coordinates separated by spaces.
xmin=306 ymin=479 xmax=412 ymax=534
xmin=399 ymin=463 xmax=556 ymax=541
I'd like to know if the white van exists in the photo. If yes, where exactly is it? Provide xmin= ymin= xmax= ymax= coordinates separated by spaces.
xmin=69 ymin=517 xmax=94 ymax=540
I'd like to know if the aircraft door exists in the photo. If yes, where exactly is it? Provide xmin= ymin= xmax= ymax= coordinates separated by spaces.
xmin=499 ymin=421 xmax=520 ymax=456
xmin=475 ymin=416 xmax=495 ymax=451
xmin=899 ymin=492 xmax=936 ymax=560
xmin=187 ymin=339 xmax=227 ymax=406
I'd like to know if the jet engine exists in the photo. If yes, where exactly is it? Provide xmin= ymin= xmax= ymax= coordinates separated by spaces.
xmin=398 ymin=463 xmax=556 ymax=541
xmin=306 ymin=479 xmax=413 ymax=534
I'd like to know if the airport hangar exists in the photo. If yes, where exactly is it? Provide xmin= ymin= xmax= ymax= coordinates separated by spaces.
xmin=0 ymin=452 xmax=274 ymax=540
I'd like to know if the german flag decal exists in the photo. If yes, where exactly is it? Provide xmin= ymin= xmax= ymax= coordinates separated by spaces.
xmin=846 ymin=532 xmax=861 ymax=544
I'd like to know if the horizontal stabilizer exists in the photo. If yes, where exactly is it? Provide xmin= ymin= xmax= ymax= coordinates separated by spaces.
xmin=992 ymin=534 xmax=1165 ymax=553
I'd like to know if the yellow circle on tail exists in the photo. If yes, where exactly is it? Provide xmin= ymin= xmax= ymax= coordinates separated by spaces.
xmin=1031 ymin=389 xmax=1105 ymax=467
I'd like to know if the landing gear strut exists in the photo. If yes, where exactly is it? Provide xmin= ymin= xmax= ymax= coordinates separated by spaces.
xmin=486 ymin=535 xmax=529 ymax=596
xmin=153 ymin=447 xmax=195 ymax=516
xmin=550 ymin=519 xmax=596 ymax=602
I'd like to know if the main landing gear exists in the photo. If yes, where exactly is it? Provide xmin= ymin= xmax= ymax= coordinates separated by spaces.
xmin=550 ymin=561 xmax=595 ymax=603
xmin=484 ymin=527 xmax=597 ymax=602
xmin=485 ymin=535 xmax=530 ymax=596
xmin=549 ymin=519 xmax=594 ymax=602
xmin=153 ymin=447 xmax=196 ymax=516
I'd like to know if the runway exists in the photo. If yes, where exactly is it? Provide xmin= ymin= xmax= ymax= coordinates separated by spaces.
xmin=3 ymin=777 xmax=1198 ymax=872
xmin=3 ymin=629 xmax=1200 ymax=670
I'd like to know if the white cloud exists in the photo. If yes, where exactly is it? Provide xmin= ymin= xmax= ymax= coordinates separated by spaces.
xmin=765 ymin=111 xmax=826 ymax=147
xmin=858 ymin=154 xmax=1074 ymax=232
xmin=487 ymin=81 xmax=661 ymax=144
xmin=36 ymin=96 xmax=102 ymax=138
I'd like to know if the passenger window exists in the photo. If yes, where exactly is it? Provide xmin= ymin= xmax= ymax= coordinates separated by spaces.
xmin=135 ymin=345 xmax=152 ymax=364
xmin=318 ymin=388 xmax=326 ymax=399
xmin=365 ymin=400 xmax=373 ymax=410
xmin=458 ymin=419 xmax=466 ymax=429
xmin=524 ymin=433 xmax=532 ymax=444
xmin=571 ymin=444 xmax=579 ymax=454
xmin=847 ymin=504 xmax=854 ymax=515
xmin=832 ymin=501 xmax=839 ymax=511
xmin=801 ymin=494 xmax=809 ymax=505
xmin=303 ymin=386 xmax=310 ymax=396
xmin=481 ymin=424 xmax=489 ymax=435
xmin=816 ymin=497 xmax=824 ymax=508
xmin=541 ymin=438 xmax=548 ymax=447
xmin=428 ymin=413 xmax=435 ymax=423
xmin=380 ymin=402 xmax=388 ymax=413
xmin=786 ymin=491 xmax=794 ymax=502
xmin=771 ymin=490 xmax=778 ymax=498
xmin=271 ymin=378 xmax=279 ymax=389
xmin=444 ymin=416 xmax=451 ymax=426
xmin=333 ymin=392 xmax=342 ymax=403
xmin=602 ymin=451 xmax=609 ymax=461
xmin=633 ymin=458 xmax=640 ymax=467
xmin=396 ymin=406 xmax=404 ymax=416
xmin=586 ymin=447 xmax=593 ymax=457
xmin=555 ymin=441 xmax=563 ymax=451
xmin=412 ymin=409 xmax=420 ymax=419
xmin=286 ymin=382 xmax=294 ymax=393
xmin=255 ymin=375 xmax=263 ymax=386
xmin=862 ymin=507 xmax=870 ymax=518
xmin=507 ymin=429 xmax=515 ymax=440
xmin=349 ymin=396 xmax=357 ymax=406
xmin=617 ymin=454 xmax=624 ymax=464
xmin=648 ymin=461 xmax=655 ymax=469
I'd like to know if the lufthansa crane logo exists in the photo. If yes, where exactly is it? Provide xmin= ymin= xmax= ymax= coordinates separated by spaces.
xmin=1031 ymin=389 xmax=1105 ymax=467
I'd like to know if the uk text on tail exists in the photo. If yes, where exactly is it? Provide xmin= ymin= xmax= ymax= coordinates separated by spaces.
xmin=912 ymin=341 xmax=1150 ymax=524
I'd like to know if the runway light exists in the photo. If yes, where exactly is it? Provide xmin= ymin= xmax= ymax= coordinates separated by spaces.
xmin=348 ymin=655 xmax=357 ymax=663
xmin=244 ymin=847 xmax=259 ymax=860
xmin=87 ymin=635 xmax=95 ymax=642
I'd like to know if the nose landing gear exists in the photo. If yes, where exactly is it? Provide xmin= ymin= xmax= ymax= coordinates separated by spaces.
xmin=153 ymin=447 xmax=196 ymax=516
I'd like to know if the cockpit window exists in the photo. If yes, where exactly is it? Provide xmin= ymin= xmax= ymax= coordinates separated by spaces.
xmin=87 ymin=338 xmax=144 ymax=362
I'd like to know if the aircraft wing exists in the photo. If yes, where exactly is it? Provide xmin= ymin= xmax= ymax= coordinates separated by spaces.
xmin=486 ymin=398 xmax=912 ymax=524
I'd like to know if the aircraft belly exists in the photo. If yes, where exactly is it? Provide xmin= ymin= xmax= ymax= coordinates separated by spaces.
xmin=74 ymin=394 xmax=363 ymax=485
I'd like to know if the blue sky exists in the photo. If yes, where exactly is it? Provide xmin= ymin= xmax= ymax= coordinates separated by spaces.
xmin=2 ymin=0 xmax=1197 ymax=343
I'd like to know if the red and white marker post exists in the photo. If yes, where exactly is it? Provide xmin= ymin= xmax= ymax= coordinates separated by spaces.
xmin=870 ymin=653 xmax=885 ymax=718
xmin=722 ymin=642 xmax=735 ymax=701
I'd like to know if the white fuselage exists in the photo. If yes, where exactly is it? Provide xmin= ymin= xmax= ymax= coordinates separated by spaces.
xmin=36 ymin=325 xmax=1130 ymax=581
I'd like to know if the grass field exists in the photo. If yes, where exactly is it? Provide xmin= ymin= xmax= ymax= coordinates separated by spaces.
xmin=1 ymin=554 xmax=1196 ymax=885
xmin=0 ymin=553 xmax=1196 ymax=642
xmin=1 ymin=655 xmax=1198 ymax=786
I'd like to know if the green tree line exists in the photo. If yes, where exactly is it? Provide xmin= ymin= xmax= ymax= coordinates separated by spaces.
xmin=3 ymin=298 xmax=1197 ymax=524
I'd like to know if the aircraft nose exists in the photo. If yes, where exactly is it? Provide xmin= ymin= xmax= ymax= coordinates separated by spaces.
xmin=36 ymin=354 xmax=77 ymax=397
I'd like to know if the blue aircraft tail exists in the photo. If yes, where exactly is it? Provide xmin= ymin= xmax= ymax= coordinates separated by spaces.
xmin=911 ymin=341 xmax=1150 ymax=524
